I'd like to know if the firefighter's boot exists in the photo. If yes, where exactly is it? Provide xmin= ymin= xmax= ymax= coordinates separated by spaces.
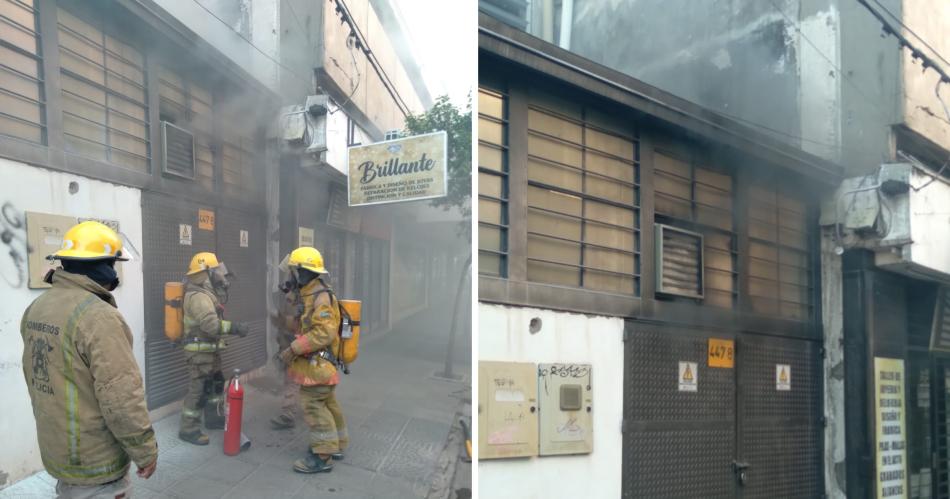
xmin=331 ymin=452 xmax=344 ymax=461
xmin=179 ymin=429 xmax=210 ymax=446
xmin=293 ymin=451 xmax=333 ymax=474
xmin=270 ymin=414 xmax=295 ymax=430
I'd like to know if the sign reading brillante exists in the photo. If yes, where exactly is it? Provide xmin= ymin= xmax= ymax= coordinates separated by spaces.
xmin=347 ymin=131 xmax=447 ymax=206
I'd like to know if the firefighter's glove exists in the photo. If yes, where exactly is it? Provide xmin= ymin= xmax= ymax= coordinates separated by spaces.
xmin=279 ymin=347 xmax=295 ymax=365
xmin=232 ymin=322 xmax=250 ymax=338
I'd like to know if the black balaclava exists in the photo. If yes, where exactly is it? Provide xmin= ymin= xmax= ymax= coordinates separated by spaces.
xmin=295 ymin=268 xmax=319 ymax=288
xmin=62 ymin=258 xmax=119 ymax=291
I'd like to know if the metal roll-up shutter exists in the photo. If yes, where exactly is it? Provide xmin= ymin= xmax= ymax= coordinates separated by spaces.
xmin=214 ymin=207 xmax=266 ymax=375
xmin=142 ymin=192 xmax=216 ymax=409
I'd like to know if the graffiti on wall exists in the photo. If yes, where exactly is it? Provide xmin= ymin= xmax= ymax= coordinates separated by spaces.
xmin=0 ymin=202 xmax=30 ymax=288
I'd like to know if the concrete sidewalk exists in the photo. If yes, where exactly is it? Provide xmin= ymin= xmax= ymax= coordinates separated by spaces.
xmin=1 ymin=302 xmax=472 ymax=499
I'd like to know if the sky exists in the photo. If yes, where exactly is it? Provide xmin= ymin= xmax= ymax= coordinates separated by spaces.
xmin=391 ymin=0 xmax=476 ymax=108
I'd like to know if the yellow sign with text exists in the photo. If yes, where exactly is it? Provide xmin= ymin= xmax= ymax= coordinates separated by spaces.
xmin=708 ymin=339 xmax=735 ymax=368
xmin=198 ymin=209 xmax=215 ymax=231
xmin=875 ymin=357 xmax=907 ymax=499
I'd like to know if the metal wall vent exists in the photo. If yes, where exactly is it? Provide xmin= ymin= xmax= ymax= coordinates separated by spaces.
xmin=931 ymin=287 xmax=950 ymax=352
xmin=655 ymin=224 xmax=704 ymax=299
xmin=162 ymin=121 xmax=195 ymax=180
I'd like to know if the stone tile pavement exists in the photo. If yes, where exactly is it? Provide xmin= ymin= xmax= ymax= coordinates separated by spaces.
xmin=1 ymin=302 xmax=472 ymax=499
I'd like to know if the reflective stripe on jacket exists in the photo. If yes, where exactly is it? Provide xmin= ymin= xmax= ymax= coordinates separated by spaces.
xmin=182 ymin=277 xmax=233 ymax=354
xmin=20 ymin=270 xmax=157 ymax=486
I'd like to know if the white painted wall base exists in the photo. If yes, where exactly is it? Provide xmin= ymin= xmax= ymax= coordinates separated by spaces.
xmin=0 ymin=159 xmax=144 ymax=487
xmin=478 ymin=303 xmax=624 ymax=499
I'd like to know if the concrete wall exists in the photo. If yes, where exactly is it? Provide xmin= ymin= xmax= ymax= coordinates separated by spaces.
xmin=901 ymin=0 xmax=950 ymax=153
xmin=838 ymin=0 xmax=902 ymax=176
xmin=567 ymin=0 xmax=840 ymax=161
xmin=478 ymin=303 xmax=624 ymax=499
xmin=153 ymin=0 xmax=282 ymax=94
xmin=0 ymin=159 xmax=144 ymax=487
xmin=319 ymin=0 xmax=425 ymax=136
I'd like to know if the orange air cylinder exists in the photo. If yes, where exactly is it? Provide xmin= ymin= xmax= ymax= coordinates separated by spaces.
xmin=164 ymin=282 xmax=184 ymax=342
xmin=339 ymin=300 xmax=361 ymax=366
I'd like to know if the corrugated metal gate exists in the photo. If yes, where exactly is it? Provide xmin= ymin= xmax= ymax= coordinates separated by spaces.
xmin=622 ymin=323 xmax=822 ymax=498
xmin=142 ymin=192 xmax=266 ymax=409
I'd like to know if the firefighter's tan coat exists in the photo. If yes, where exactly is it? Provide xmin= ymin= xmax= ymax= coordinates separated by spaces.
xmin=287 ymin=279 xmax=341 ymax=386
xmin=20 ymin=271 xmax=157 ymax=486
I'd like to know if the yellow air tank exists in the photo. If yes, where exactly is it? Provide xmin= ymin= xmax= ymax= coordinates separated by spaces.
xmin=164 ymin=282 xmax=184 ymax=342
xmin=338 ymin=300 xmax=361 ymax=365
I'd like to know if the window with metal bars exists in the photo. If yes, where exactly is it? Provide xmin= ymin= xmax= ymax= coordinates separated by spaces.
xmin=478 ymin=86 xmax=508 ymax=277
xmin=0 ymin=0 xmax=44 ymax=144
xmin=653 ymin=150 xmax=736 ymax=308
xmin=220 ymin=123 xmax=256 ymax=198
xmin=158 ymin=66 xmax=214 ymax=189
xmin=747 ymin=185 xmax=812 ymax=320
xmin=57 ymin=8 xmax=149 ymax=172
xmin=525 ymin=92 xmax=640 ymax=295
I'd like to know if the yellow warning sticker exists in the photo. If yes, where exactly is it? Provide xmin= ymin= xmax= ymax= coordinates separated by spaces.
xmin=678 ymin=361 xmax=698 ymax=392
xmin=776 ymin=364 xmax=791 ymax=391
xmin=707 ymin=338 xmax=735 ymax=368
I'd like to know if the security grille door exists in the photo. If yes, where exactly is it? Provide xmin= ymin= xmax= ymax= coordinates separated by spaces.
xmin=622 ymin=326 xmax=737 ymax=499
xmin=934 ymin=360 xmax=950 ymax=498
xmin=142 ymin=193 xmax=216 ymax=409
xmin=214 ymin=207 xmax=267 ymax=375
xmin=622 ymin=323 xmax=823 ymax=498
xmin=736 ymin=334 xmax=822 ymax=499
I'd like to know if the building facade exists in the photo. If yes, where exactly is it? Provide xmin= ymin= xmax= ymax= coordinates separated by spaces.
xmin=479 ymin=1 xmax=950 ymax=498
xmin=477 ymin=9 xmax=841 ymax=498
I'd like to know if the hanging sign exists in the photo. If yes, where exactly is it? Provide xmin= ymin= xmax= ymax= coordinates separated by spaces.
xmin=678 ymin=361 xmax=697 ymax=392
xmin=776 ymin=364 xmax=791 ymax=391
xmin=708 ymin=339 xmax=734 ymax=368
xmin=875 ymin=357 xmax=907 ymax=499
xmin=347 ymin=131 xmax=447 ymax=206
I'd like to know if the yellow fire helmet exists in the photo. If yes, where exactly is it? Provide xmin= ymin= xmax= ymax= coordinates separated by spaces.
xmin=288 ymin=246 xmax=328 ymax=274
xmin=187 ymin=251 xmax=220 ymax=275
xmin=52 ymin=221 xmax=128 ymax=261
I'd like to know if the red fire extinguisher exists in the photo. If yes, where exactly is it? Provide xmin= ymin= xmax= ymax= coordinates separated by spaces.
xmin=223 ymin=369 xmax=244 ymax=456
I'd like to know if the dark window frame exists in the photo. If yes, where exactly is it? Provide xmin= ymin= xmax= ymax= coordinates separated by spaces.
xmin=0 ymin=0 xmax=272 ymax=213
xmin=477 ymin=84 xmax=509 ymax=278
xmin=479 ymin=68 xmax=822 ymax=334
xmin=523 ymin=97 xmax=642 ymax=295
xmin=0 ymin=0 xmax=46 ymax=145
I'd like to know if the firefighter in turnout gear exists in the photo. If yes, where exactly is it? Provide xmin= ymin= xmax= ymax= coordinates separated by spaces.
xmin=20 ymin=221 xmax=158 ymax=497
xmin=277 ymin=246 xmax=348 ymax=473
xmin=178 ymin=252 xmax=249 ymax=445
xmin=269 ymin=257 xmax=303 ymax=430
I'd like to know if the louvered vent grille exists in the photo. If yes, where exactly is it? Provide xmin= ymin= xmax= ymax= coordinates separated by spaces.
xmin=656 ymin=224 xmax=704 ymax=299
xmin=162 ymin=121 xmax=195 ymax=179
